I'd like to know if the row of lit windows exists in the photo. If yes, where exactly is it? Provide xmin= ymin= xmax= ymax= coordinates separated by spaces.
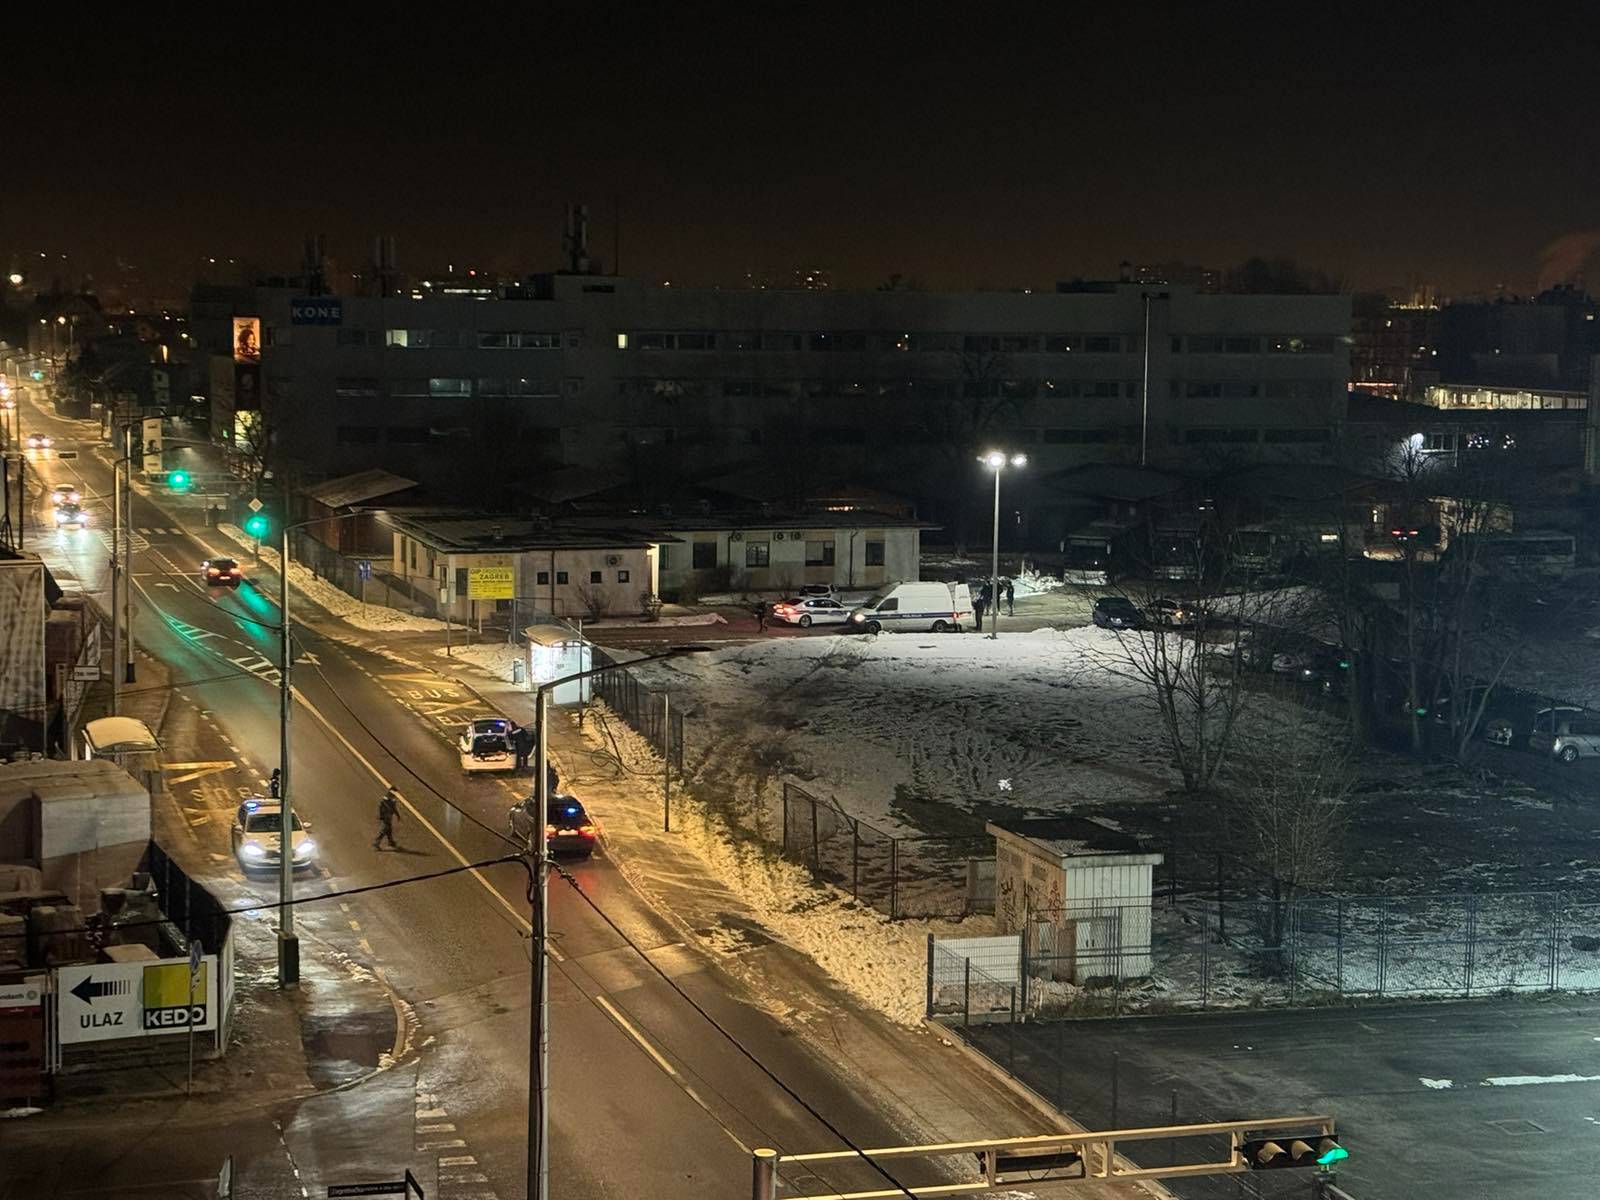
xmin=614 ymin=424 xmax=1334 ymax=449
xmin=618 ymin=331 xmax=1133 ymax=354
xmin=333 ymin=377 xmax=566 ymax=398
xmin=1174 ymin=335 xmax=1339 ymax=355
xmin=621 ymin=378 xmax=1332 ymax=401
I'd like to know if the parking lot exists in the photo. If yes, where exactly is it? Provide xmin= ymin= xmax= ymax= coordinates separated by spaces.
xmin=960 ymin=996 xmax=1600 ymax=1200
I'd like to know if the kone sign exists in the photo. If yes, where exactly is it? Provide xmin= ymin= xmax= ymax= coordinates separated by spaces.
xmin=58 ymin=956 xmax=218 ymax=1044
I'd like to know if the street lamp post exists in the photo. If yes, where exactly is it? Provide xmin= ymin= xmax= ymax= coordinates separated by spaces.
xmin=979 ymin=450 xmax=1026 ymax=639
xmin=277 ymin=520 xmax=297 ymax=984
xmin=527 ymin=645 xmax=708 ymax=1200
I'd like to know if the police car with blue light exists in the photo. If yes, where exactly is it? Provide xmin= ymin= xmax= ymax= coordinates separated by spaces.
xmin=508 ymin=794 xmax=597 ymax=858
xmin=230 ymin=798 xmax=317 ymax=872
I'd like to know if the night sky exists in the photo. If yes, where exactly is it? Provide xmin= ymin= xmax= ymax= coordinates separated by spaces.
xmin=7 ymin=7 xmax=1597 ymax=298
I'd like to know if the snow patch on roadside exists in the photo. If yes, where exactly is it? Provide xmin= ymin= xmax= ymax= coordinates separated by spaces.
xmin=217 ymin=524 xmax=448 ymax=633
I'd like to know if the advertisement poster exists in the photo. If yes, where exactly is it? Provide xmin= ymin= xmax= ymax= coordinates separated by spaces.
xmin=231 ymin=316 xmax=261 ymax=363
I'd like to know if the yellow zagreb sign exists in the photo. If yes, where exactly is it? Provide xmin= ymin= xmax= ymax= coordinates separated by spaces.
xmin=467 ymin=566 xmax=514 ymax=599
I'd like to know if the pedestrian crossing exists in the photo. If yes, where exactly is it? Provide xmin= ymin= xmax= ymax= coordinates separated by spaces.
xmin=95 ymin=529 xmax=150 ymax=554
xmin=135 ymin=526 xmax=183 ymax=536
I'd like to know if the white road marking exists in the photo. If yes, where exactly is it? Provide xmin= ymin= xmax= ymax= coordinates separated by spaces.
xmin=418 ymin=1108 xmax=449 ymax=1120
xmin=417 ymin=1138 xmax=467 ymax=1150
xmin=438 ymin=1155 xmax=477 ymax=1166
xmin=1420 ymin=1078 xmax=1453 ymax=1089
xmin=594 ymin=994 xmax=678 ymax=1076
xmin=418 ymin=1122 xmax=456 ymax=1133
xmin=1483 ymin=1073 xmax=1600 ymax=1087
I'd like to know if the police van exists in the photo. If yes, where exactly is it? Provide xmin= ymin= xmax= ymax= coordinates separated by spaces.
xmin=848 ymin=582 xmax=972 ymax=633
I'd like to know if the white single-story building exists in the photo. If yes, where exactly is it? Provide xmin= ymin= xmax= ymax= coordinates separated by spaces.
xmin=634 ymin=512 xmax=929 ymax=600
xmin=378 ymin=511 xmax=666 ymax=620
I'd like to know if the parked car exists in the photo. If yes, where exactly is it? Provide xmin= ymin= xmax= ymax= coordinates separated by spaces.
xmin=1091 ymin=596 xmax=1145 ymax=630
xmin=459 ymin=716 xmax=515 ymax=773
xmin=848 ymin=582 xmax=972 ymax=633
xmin=796 ymin=583 xmax=836 ymax=598
xmin=1530 ymin=707 xmax=1600 ymax=762
xmin=508 ymin=793 xmax=597 ymax=858
xmin=770 ymin=596 xmax=851 ymax=627
xmin=203 ymin=557 xmax=243 ymax=588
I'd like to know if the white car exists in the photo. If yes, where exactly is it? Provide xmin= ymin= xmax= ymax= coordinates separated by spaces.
xmin=770 ymin=596 xmax=851 ymax=627
xmin=459 ymin=716 xmax=516 ymax=773
xmin=52 ymin=502 xmax=88 ymax=529
xmin=24 ymin=432 xmax=52 ymax=451
xmin=230 ymin=798 xmax=316 ymax=872
xmin=50 ymin=482 xmax=81 ymax=504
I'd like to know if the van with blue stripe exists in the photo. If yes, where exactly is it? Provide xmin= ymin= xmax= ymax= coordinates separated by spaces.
xmin=848 ymin=582 xmax=973 ymax=633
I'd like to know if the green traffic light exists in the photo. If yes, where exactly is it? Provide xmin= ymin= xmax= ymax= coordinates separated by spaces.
xmin=243 ymin=514 xmax=269 ymax=538
xmin=167 ymin=470 xmax=191 ymax=490
xmin=1316 ymin=1144 xmax=1349 ymax=1166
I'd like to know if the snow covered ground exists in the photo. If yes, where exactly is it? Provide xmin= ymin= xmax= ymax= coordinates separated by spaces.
xmin=626 ymin=625 xmax=1269 ymax=839
xmin=433 ymin=640 xmax=524 ymax=682
xmin=218 ymin=525 xmax=448 ymax=634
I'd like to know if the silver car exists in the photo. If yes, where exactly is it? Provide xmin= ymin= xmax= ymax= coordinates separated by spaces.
xmin=1530 ymin=707 xmax=1600 ymax=763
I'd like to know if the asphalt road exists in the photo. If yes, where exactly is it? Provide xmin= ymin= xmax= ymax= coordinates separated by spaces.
xmin=964 ymin=996 xmax=1600 ymax=1200
xmin=4 ymin=395 xmax=969 ymax=1200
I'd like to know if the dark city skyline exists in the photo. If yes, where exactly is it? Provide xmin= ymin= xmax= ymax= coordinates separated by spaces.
xmin=6 ymin=7 xmax=1598 ymax=297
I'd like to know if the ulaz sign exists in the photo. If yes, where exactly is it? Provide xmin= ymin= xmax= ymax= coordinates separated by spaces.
xmin=58 ymin=957 xmax=217 ymax=1045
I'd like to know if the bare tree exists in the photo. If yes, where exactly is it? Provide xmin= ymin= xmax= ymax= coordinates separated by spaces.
xmin=919 ymin=348 xmax=1020 ymax=554
xmin=1090 ymin=597 xmax=1252 ymax=795
xmin=1231 ymin=730 xmax=1352 ymax=972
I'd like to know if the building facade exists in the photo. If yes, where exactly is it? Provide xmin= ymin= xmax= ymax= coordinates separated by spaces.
xmin=199 ymin=277 xmax=1351 ymax=516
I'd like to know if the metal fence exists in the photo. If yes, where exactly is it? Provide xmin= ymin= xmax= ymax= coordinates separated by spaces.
xmin=927 ymin=887 xmax=1600 ymax=1024
xmin=589 ymin=649 xmax=685 ymax=772
xmin=780 ymin=782 xmax=993 ymax=920
xmin=141 ymin=840 xmax=232 ymax=957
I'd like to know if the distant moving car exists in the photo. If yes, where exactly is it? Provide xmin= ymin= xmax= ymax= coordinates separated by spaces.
xmin=1530 ymin=707 xmax=1600 ymax=763
xmin=24 ymin=433 xmax=52 ymax=450
xmin=771 ymin=596 xmax=851 ymax=627
xmin=1092 ymin=596 xmax=1145 ymax=630
xmin=230 ymin=798 xmax=316 ymax=872
xmin=796 ymin=583 xmax=836 ymax=598
xmin=50 ymin=482 xmax=81 ymax=504
xmin=52 ymin=502 xmax=88 ymax=529
xmin=203 ymin=557 xmax=243 ymax=588
xmin=460 ymin=716 xmax=515 ymax=773
xmin=1144 ymin=597 xmax=1203 ymax=628
xmin=508 ymin=793 xmax=597 ymax=858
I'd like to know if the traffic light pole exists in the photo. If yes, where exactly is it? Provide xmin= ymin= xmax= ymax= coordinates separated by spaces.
xmin=122 ymin=423 xmax=135 ymax=684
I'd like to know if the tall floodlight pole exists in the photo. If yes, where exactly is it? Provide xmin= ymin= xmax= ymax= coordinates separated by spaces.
xmin=979 ymin=451 xmax=1026 ymax=639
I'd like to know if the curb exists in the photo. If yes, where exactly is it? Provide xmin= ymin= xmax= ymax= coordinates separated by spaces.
xmin=923 ymin=1016 xmax=1177 ymax=1199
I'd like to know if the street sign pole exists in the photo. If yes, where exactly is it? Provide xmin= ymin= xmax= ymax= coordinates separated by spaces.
xmin=186 ymin=939 xmax=201 ymax=1094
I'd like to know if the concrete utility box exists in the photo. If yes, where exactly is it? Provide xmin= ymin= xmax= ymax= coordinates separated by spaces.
xmin=524 ymin=625 xmax=592 ymax=704
xmin=987 ymin=818 xmax=1162 ymax=984
xmin=0 ymin=759 xmax=151 ymax=914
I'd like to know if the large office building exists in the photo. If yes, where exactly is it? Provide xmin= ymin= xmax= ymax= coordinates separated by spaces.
xmin=193 ymin=274 xmax=1351 ymax=516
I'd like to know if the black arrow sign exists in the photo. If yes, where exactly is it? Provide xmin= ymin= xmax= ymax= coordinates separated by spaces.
xmin=70 ymin=975 xmax=129 ymax=1005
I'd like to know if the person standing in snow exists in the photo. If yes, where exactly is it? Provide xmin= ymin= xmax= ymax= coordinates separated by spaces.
xmin=1004 ymin=577 xmax=1015 ymax=616
xmin=973 ymin=593 xmax=987 ymax=633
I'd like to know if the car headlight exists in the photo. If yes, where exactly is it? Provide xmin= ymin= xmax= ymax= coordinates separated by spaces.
xmin=294 ymin=839 xmax=317 ymax=859
xmin=241 ymin=842 xmax=266 ymax=859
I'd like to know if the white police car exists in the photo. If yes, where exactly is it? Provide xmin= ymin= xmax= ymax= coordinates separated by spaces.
xmin=230 ymin=798 xmax=316 ymax=872
xmin=459 ymin=716 xmax=516 ymax=773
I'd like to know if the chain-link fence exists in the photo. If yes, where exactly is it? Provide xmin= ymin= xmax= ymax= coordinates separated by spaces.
xmin=780 ymin=782 xmax=992 ymax=919
xmin=926 ymin=887 xmax=1600 ymax=1023
xmin=590 ymin=649 xmax=684 ymax=772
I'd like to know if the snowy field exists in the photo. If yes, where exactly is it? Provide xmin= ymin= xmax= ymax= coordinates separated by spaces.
xmin=631 ymin=627 xmax=1184 ymax=841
